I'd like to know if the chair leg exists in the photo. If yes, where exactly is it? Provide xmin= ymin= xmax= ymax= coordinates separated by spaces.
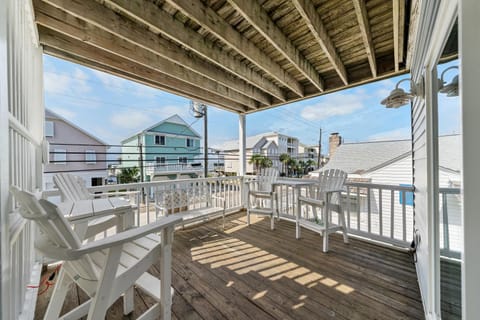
xmin=123 ymin=286 xmax=134 ymax=315
xmin=338 ymin=207 xmax=349 ymax=244
xmin=322 ymin=231 xmax=329 ymax=253
xmin=44 ymin=268 xmax=71 ymax=320
xmin=270 ymin=214 xmax=275 ymax=230
xmin=247 ymin=209 xmax=251 ymax=226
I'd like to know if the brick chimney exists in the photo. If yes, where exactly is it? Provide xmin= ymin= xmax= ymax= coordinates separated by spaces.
xmin=329 ymin=133 xmax=342 ymax=158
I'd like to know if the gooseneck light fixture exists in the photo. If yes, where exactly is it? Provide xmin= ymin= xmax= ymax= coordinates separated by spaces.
xmin=381 ymin=78 xmax=424 ymax=109
xmin=439 ymin=66 xmax=459 ymax=97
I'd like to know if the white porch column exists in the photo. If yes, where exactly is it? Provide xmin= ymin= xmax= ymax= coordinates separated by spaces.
xmin=238 ymin=114 xmax=246 ymax=176
xmin=460 ymin=0 xmax=480 ymax=318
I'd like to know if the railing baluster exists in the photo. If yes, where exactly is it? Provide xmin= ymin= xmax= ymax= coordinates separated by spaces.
xmin=367 ymin=186 xmax=371 ymax=233
xmin=356 ymin=186 xmax=360 ymax=231
xmin=402 ymin=190 xmax=407 ymax=241
xmin=442 ymin=191 xmax=450 ymax=252
xmin=379 ymin=188 xmax=383 ymax=236
xmin=347 ymin=186 xmax=351 ymax=229
xmin=390 ymin=190 xmax=394 ymax=239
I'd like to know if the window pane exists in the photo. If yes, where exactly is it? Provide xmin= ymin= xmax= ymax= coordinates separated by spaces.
xmin=53 ymin=149 xmax=66 ymax=164
xmin=86 ymin=150 xmax=96 ymax=164
xmin=45 ymin=121 xmax=54 ymax=137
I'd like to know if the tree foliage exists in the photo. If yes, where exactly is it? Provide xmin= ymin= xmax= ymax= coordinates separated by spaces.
xmin=117 ymin=167 xmax=140 ymax=184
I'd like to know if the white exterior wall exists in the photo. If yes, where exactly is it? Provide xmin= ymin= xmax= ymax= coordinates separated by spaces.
xmin=1 ymin=1 xmax=44 ymax=319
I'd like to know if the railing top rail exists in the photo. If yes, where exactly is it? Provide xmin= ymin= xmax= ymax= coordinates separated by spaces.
xmin=439 ymin=187 xmax=461 ymax=194
xmin=345 ymin=182 xmax=415 ymax=191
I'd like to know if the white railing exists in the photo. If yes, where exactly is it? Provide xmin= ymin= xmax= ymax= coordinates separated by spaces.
xmin=146 ymin=162 xmax=203 ymax=174
xmin=43 ymin=176 xmax=245 ymax=228
xmin=274 ymin=180 xmax=415 ymax=248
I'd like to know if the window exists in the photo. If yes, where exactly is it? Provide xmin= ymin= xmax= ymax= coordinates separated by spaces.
xmin=156 ymin=157 xmax=165 ymax=164
xmin=186 ymin=138 xmax=194 ymax=147
xmin=53 ymin=148 xmax=66 ymax=164
xmin=178 ymin=157 xmax=188 ymax=164
xmin=85 ymin=150 xmax=96 ymax=164
xmin=45 ymin=121 xmax=54 ymax=137
xmin=91 ymin=177 xmax=103 ymax=186
xmin=155 ymin=135 xmax=166 ymax=145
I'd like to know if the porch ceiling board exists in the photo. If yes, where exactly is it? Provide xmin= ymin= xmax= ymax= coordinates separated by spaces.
xmin=40 ymin=32 xmax=248 ymax=113
xmin=32 ymin=0 xmax=413 ymax=114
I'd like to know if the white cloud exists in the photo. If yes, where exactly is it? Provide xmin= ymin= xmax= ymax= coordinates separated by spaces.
xmin=110 ymin=112 xmax=152 ymax=130
xmin=91 ymin=69 xmax=127 ymax=89
xmin=300 ymin=93 xmax=364 ymax=121
xmin=368 ymin=127 xmax=411 ymax=141
xmin=110 ymin=105 xmax=190 ymax=132
xmin=44 ymin=67 xmax=92 ymax=95
xmin=48 ymin=107 xmax=77 ymax=120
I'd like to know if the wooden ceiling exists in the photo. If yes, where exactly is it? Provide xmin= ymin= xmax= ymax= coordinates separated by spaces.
xmin=33 ymin=0 xmax=412 ymax=114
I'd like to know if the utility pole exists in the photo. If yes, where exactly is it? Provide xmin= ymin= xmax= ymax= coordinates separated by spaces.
xmin=203 ymin=106 xmax=208 ymax=178
xmin=317 ymin=128 xmax=322 ymax=168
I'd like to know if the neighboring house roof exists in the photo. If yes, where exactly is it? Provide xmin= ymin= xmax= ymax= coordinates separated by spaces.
xmin=262 ymin=140 xmax=277 ymax=150
xmin=45 ymin=108 xmax=108 ymax=146
xmin=319 ymin=139 xmax=411 ymax=174
xmin=121 ymin=114 xmax=201 ymax=143
xmin=318 ymin=134 xmax=461 ymax=175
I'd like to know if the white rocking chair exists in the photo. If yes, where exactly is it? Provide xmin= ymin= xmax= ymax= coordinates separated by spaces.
xmin=247 ymin=167 xmax=279 ymax=230
xmin=11 ymin=186 xmax=181 ymax=320
xmin=298 ymin=169 xmax=349 ymax=252
xmin=54 ymin=173 xmax=139 ymax=239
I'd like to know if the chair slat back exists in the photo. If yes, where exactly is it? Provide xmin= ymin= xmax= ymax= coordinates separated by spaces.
xmin=10 ymin=186 xmax=97 ymax=279
xmin=310 ymin=169 xmax=347 ymax=203
xmin=54 ymin=173 xmax=92 ymax=201
xmin=257 ymin=167 xmax=279 ymax=192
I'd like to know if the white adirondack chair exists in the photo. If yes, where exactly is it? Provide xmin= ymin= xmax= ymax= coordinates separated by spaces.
xmin=10 ymin=186 xmax=180 ymax=320
xmin=298 ymin=169 xmax=349 ymax=252
xmin=247 ymin=167 xmax=279 ymax=230
xmin=53 ymin=173 xmax=138 ymax=239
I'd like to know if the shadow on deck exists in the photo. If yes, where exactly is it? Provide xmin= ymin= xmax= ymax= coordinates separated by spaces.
xmin=35 ymin=212 xmax=424 ymax=319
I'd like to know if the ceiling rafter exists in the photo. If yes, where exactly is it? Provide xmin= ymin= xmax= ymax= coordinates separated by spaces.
xmin=227 ymin=0 xmax=324 ymax=92
xmin=393 ymin=0 xmax=406 ymax=72
xmin=35 ymin=1 xmax=253 ymax=111
xmin=292 ymin=0 xmax=349 ymax=85
xmin=39 ymin=27 xmax=248 ymax=112
xmin=103 ymin=0 xmax=280 ymax=104
xmin=352 ymin=0 xmax=377 ymax=78
xmin=163 ymin=0 xmax=303 ymax=98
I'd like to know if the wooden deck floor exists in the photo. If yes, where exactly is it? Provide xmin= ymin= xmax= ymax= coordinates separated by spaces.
xmin=35 ymin=212 xmax=424 ymax=319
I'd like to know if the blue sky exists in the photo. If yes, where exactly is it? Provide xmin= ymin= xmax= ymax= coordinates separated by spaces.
xmin=43 ymin=55 xmax=460 ymax=149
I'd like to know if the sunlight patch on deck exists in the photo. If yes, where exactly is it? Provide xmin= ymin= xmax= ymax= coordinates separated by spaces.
xmin=190 ymin=236 xmax=355 ymax=294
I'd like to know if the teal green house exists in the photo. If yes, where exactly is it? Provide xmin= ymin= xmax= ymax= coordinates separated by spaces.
xmin=121 ymin=115 xmax=202 ymax=181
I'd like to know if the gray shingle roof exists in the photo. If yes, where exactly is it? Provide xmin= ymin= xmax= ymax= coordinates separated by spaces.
xmin=320 ymin=134 xmax=461 ymax=174
xmin=321 ymin=139 xmax=411 ymax=174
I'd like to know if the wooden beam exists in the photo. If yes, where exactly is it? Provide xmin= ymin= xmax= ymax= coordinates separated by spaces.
xmin=227 ymin=0 xmax=324 ymax=92
xmin=393 ymin=0 xmax=399 ymax=72
xmin=102 ymin=0 xmax=282 ymax=103
xmin=352 ymin=0 xmax=377 ymax=78
xmin=35 ymin=1 xmax=255 ymax=111
xmin=39 ymin=28 xmax=247 ymax=113
xmin=162 ymin=0 xmax=301 ymax=97
xmin=292 ymin=0 xmax=349 ymax=85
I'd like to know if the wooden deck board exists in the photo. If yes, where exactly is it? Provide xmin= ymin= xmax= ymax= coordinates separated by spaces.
xmin=35 ymin=212 xmax=424 ymax=319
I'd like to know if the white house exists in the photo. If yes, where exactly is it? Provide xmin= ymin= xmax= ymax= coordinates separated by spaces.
xmin=218 ymin=132 xmax=301 ymax=174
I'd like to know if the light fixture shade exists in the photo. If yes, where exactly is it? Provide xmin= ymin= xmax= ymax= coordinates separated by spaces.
xmin=439 ymin=75 xmax=458 ymax=97
xmin=381 ymin=87 xmax=414 ymax=108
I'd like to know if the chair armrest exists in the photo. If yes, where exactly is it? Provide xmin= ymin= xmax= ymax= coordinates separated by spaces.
xmin=89 ymin=190 xmax=140 ymax=198
xmin=298 ymin=196 xmax=325 ymax=207
xmin=70 ymin=215 xmax=181 ymax=258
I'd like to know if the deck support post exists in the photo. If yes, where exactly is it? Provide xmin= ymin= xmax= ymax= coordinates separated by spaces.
xmin=239 ymin=114 xmax=246 ymax=176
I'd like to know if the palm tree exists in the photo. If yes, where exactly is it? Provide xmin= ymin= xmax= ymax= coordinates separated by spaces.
xmin=298 ymin=160 xmax=307 ymax=176
xmin=286 ymin=158 xmax=297 ymax=177
xmin=249 ymin=154 xmax=264 ymax=174
xmin=117 ymin=166 xmax=140 ymax=184
xmin=279 ymin=153 xmax=290 ymax=176
xmin=259 ymin=156 xmax=273 ymax=169
xmin=305 ymin=159 xmax=317 ymax=173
